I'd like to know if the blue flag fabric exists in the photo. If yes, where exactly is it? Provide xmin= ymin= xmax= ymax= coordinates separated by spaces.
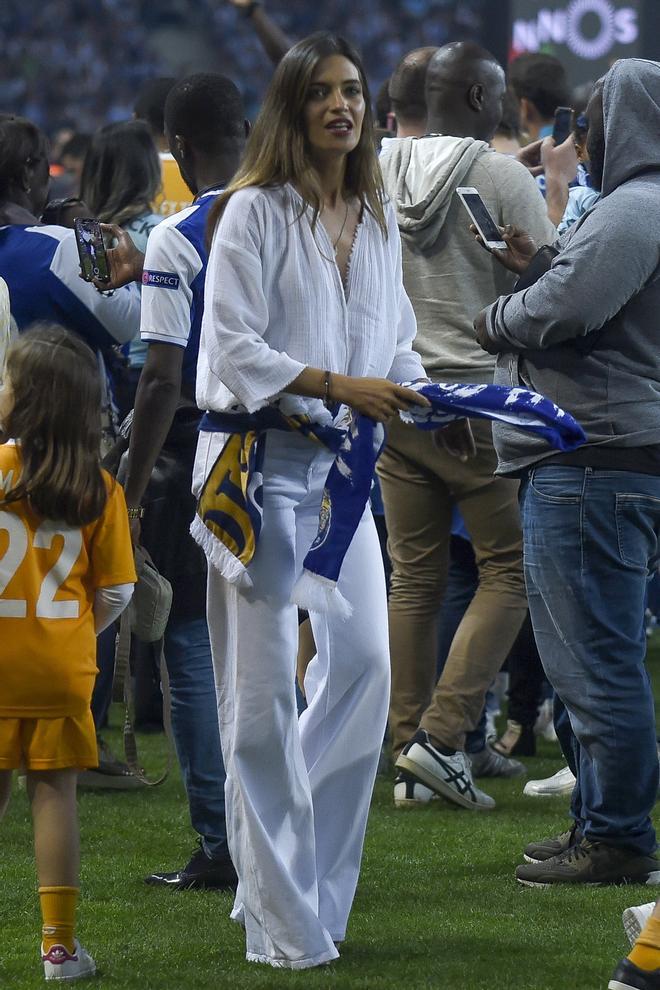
xmin=191 ymin=382 xmax=585 ymax=617
xmin=400 ymin=381 xmax=586 ymax=451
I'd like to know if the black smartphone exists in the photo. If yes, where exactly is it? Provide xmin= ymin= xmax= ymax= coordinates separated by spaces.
xmin=74 ymin=218 xmax=110 ymax=283
xmin=552 ymin=106 xmax=574 ymax=146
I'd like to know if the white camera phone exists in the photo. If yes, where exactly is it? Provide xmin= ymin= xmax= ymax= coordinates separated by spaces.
xmin=456 ymin=187 xmax=507 ymax=251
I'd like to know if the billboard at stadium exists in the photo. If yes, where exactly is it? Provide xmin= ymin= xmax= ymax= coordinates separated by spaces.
xmin=509 ymin=0 xmax=645 ymax=82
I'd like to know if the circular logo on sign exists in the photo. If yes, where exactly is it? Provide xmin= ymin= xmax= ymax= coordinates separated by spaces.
xmin=567 ymin=0 xmax=615 ymax=60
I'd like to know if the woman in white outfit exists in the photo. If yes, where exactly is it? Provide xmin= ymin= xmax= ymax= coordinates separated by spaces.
xmin=194 ymin=32 xmax=430 ymax=969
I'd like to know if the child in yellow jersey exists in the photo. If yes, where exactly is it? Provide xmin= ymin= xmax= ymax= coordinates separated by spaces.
xmin=0 ymin=325 xmax=136 ymax=982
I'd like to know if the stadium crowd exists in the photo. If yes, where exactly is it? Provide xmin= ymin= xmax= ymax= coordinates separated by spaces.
xmin=0 ymin=0 xmax=487 ymax=130
xmin=1 ymin=4 xmax=660 ymax=990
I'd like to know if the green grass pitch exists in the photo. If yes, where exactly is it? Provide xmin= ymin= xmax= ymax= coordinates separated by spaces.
xmin=3 ymin=646 xmax=659 ymax=989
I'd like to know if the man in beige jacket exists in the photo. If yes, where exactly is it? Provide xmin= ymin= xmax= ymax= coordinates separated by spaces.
xmin=379 ymin=41 xmax=556 ymax=810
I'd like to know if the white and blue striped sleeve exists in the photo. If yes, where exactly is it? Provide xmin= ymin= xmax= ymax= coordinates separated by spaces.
xmin=140 ymin=220 xmax=201 ymax=349
xmin=48 ymin=228 xmax=141 ymax=346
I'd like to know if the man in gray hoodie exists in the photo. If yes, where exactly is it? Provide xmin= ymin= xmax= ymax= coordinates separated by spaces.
xmin=378 ymin=42 xmax=555 ymax=811
xmin=477 ymin=59 xmax=660 ymax=889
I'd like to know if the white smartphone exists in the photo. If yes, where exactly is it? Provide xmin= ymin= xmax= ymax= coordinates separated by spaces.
xmin=456 ymin=187 xmax=507 ymax=251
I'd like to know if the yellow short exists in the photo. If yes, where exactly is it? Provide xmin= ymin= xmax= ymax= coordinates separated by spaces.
xmin=0 ymin=712 xmax=98 ymax=771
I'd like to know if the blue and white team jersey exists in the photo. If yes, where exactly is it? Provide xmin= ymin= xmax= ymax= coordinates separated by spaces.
xmin=140 ymin=189 xmax=221 ymax=387
xmin=0 ymin=224 xmax=139 ymax=347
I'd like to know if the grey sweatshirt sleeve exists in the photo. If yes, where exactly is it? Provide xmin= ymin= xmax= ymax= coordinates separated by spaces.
xmin=485 ymin=193 xmax=660 ymax=351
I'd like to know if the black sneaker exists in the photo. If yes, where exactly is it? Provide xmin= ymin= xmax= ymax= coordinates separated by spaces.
xmin=469 ymin=745 xmax=527 ymax=779
xmin=609 ymin=957 xmax=660 ymax=990
xmin=523 ymin=824 xmax=581 ymax=863
xmin=78 ymin=736 xmax=146 ymax=790
xmin=145 ymin=841 xmax=237 ymax=891
xmin=516 ymin=838 xmax=660 ymax=887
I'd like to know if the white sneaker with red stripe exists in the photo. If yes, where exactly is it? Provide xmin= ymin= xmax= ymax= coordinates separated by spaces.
xmin=42 ymin=939 xmax=96 ymax=981
xmin=623 ymin=902 xmax=655 ymax=946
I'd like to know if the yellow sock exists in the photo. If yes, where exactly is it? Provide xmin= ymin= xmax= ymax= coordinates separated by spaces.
xmin=629 ymin=914 xmax=660 ymax=972
xmin=38 ymin=886 xmax=78 ymax=954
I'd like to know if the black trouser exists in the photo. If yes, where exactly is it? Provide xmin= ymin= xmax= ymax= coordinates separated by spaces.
xmin=506 ymin=613 xmax=546 ymax=727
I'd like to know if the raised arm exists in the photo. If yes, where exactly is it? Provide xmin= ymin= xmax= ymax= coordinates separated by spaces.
xmin=227 ymin=0 xmax=292 ymax=64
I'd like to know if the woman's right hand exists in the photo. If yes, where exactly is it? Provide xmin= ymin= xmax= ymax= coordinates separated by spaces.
xmin=330 ymin=374 xmax=431 ymax=422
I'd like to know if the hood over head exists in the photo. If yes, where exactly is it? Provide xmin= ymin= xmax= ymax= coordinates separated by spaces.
xmin=601 ymin=58 xmax=660 ymax=197
xmin=380 ymin=135 xmax=490 ymax=250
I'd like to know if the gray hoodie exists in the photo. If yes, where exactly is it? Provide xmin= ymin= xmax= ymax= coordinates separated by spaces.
xmin=486 ymin=58 xmax=660 ymax=474
xmin=380 ymin=135 xmax=555 ymax=384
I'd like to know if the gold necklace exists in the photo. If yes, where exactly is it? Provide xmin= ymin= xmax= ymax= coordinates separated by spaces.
xmin=331 ymin=201 xmax=350 ymax=254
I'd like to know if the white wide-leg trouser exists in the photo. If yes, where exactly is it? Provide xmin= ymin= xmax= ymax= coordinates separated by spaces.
xmin=204 ymin=432 xmax=391 ymax=969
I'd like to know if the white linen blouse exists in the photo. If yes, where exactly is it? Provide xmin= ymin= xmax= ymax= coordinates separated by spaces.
xmin=195 ymin=183 xmax=426 ymax=419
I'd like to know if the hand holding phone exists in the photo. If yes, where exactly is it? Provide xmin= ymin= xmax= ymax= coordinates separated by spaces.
xmin=552 ymin=106 xmax=574 ymax=147
xmin=456 ymin=188 xmax=507 ymax=251
xmin=74 ymin=218 xmax=111 ymax=284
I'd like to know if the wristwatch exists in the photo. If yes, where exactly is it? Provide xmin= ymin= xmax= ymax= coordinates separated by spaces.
xmin=127 ymin=507 xmax=144 ymax=520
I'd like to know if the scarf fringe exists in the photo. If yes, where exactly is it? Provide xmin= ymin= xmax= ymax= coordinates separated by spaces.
xmin=190 ymin=515 xmax=254 ymax=589
xmin=291 ymin=569 xmax=353 ymax=620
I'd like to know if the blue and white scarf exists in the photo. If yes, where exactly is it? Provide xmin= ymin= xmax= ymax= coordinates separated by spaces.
xmin=191 ymin=382 xmax=586 ymax=617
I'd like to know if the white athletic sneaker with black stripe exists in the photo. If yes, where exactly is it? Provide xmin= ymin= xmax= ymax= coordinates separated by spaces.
xmin=395 ymin=730 xmax=496 ymax=811
xmin=393 ymin=770 xmax=437 ymax=808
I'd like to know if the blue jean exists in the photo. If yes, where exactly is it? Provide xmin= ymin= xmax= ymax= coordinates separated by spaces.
xmin=164 ymin=616 xmax=228 ymax=860
xmin=520 ymin=466 xmax=660 ymax=856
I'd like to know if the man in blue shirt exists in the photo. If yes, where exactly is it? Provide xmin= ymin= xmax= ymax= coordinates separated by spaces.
xmin=508 ymin=52 xmax=571 ymax=198
xmin=0 ymin=114 xmax=140 ymax=351
xmin=103 ymin=73 xmax=248 ymax=890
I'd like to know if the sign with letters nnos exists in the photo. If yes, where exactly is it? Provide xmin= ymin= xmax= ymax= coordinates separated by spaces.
xmin=510 ymin=0 xmax=644 ymax=83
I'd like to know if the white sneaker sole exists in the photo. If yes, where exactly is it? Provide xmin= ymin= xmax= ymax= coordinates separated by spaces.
xmin=522 ymin=785 xmax=575 ymax=798
xmin=393 ymin=796 xmax=435 ymax=809
xmin=517 ymin=871 xmax=660 ymax=889
xmin=609 ymin=981 xmax=645 ymax=990
xmin=44 ymin=961 xmax=96 ymax=982
xmin=396 ymin=754 xmax=495 ymax=811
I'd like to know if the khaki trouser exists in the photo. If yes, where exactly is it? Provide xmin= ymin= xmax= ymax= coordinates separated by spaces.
xmin=377 ymin=416 xmax=528 ymax=757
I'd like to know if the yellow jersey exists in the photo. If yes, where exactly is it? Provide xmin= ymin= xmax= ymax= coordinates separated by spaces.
xmin=0 ymin=443 xmax=136 ymax=717
xmin=153 ymin=153 xmax=192 ymax=218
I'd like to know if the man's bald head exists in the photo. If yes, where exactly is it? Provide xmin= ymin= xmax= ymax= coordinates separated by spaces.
xmin=389 ymin=47 xmax=439 ymax=137
xmin=425 ymin=41 xmax=505 ymax=142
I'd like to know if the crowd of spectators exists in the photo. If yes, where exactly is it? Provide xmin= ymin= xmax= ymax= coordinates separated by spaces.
xmin=0 ymin=0 xmax=167 ymax=134
xmin=0 ymin=0 xmax=488 ymax=133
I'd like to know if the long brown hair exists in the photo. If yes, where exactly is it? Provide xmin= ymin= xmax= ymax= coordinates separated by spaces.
xmin=207 ymin=32 xmax=386 ymax=242
xmin=3 ymin=324 xmax=108 ymax=526
xmin=80 ymin=121 xmax=161 ymax=226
